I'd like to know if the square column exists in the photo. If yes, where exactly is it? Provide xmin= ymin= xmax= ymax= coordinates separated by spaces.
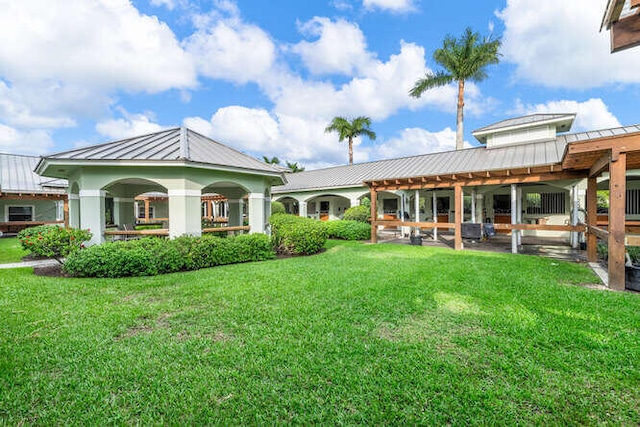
xmin=248 ymin=193 xmax=266 ymax=234
xmin=68 ymin=194 xmax=80 ymax=228
xmin=168 ymin=189 xmax=202 ymax=238
xmin=79 ymin=189 xmax=106 ymax=246
xmin=228 ymin=199 xmax=243 ymax=227
xmin=299 ymin=201 xmax=308 ymax=218
xmin=511 ymin=184 xmax=518 ymax=254
xmin=608 ymin=152 xmax=626 ymax=290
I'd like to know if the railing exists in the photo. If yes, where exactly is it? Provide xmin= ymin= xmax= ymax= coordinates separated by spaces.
xmin=371 ymin=220 xmax=586 ymax=233
xmin=104 ymin=225 xmax=250 ymax=240
xmin=0 ymin=220 xmax=64 ymax=234
xmin=202 ymin=226 xmax=250 ymax=235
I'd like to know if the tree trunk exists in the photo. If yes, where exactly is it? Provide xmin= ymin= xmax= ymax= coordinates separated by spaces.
xmin=348 ymin=136 xmax=354 ymax=165
xmin=456 ymin=79 xmax=465 ymax=150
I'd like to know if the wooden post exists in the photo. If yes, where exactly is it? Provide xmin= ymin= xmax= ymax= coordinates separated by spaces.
xmin=587 ymin=177 xmax=598 ymax=262
xmin=511 ymin=184 xmax=518 ymax=254
xmin=144 ymin=199 xmax=150 ymax=223
xmin=608 ymin=152 xmax=626 ymax=290
xmin=454 ymin=184 xmax=462 ymax=250
xmin=432 ymin=191 xmax=438 ymax=241
xmin=370 ymin=187 xmax=378 ymax=244
xmin=63 ymin=197 xmax=69 ymax=228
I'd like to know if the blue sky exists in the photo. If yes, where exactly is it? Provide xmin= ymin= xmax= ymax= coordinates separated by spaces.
xmin=0 ymin=0 xmax=638 ymax=169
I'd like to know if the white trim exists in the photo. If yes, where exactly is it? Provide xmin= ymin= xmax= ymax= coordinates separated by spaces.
xmin=113 ymin=197 xmax=135 ymax=203
xmin=168 ymin=189 xmax=201 ymax=197
xmin=248 ymin=192 xmax=265 ymax=200
xmin=68 ymin=194 xmax=80 ymax=200
xmin=227 ymin=199 xmax=243 ymax=204
xmin=79 ymin=190 xmax=106 ymax=197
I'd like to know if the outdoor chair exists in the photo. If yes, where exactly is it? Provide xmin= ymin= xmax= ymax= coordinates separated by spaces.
xmin=483 ymin=223 xmax=496 ymax=240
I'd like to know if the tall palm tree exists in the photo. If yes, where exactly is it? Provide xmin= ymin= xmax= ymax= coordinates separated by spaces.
xmin=409 ymin=27 xmax=501 ymax=150
xmin=325 ymin=116 xmax=376 ymax=165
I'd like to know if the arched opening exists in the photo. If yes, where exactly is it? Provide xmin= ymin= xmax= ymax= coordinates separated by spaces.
xmin=276 ymin=196 xmax=299 ymax=215
xmin=305 ymin=194 xmax=351 ymax=221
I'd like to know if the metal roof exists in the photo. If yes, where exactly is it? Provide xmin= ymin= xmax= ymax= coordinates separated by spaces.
xmin=44 ymin=127 xmax=284 ymax=175
xmin=472 ymin=113 xmax=576 ymax=134
xmin=273 ymin=124 xmax=640 ymax=194
xmin=0 ymin=153 xmax=67 ymax=194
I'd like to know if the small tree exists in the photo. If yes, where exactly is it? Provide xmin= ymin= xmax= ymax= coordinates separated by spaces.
xmin=286 ymin=161 xmax=305 ymax=172
xmin=271 ymin=201 xmax=286 ymax=215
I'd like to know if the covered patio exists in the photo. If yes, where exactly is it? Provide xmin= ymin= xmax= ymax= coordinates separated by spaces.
xmin=366 ymin=124 xmax=640 ymax=291
xmin=35 ymin=127 xmax=285 ymax=245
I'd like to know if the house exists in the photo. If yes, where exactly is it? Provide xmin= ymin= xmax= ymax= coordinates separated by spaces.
xmin=601 ymin=0 xmax=640 ymax=52
xmin=273 ymin=113 xmax=640 ymax=290
xmin=0 ymin=153 xmax=67 ymax=234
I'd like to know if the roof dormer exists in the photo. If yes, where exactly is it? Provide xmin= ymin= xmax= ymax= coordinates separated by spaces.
xmin=472 ymin=114 xmax=576 ymax=149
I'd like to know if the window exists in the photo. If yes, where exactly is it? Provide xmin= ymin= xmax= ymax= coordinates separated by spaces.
xmin=436 ymin=196 xmax=450 ymax=214
xmin=626 ymin=189 xmax=640 ymax=214
xmin=8 ymin=206 xmax=34 ymax=221
xmin=137 ymin=205 xmax=155 ymax=219
xmin=320 ymin=201 xmax=330 ymax=212
xmin=525 ymin=192 xmax=565 ymax=214
xmin=493 ymin=194 xmax=510 ymax=213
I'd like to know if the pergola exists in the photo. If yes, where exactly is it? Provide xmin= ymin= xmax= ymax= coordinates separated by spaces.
xmin=35 ymin=127 xmax=286 ymax=245
xmin=366 ymin=127 xmax=640 ymax=291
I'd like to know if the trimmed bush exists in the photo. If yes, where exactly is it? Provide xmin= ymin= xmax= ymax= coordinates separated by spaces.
xmin=271 ymin=201 xmax=286 ymax=215
xmin=63 ymin=234 xmax=275 ymax=278
xmin=343 ymin=205 xmax=370 ymax=223
xmin=18 ymin=225 xmax=92 ymax=263
xmin=326 ymin=220 xmax=371 ymax=240
xmin=270 ymin=213 xmax=327 ymax=255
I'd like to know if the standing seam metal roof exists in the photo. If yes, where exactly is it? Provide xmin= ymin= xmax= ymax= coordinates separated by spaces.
xmin=0 ymin=154 xmax=67 ymax=193
xmin=273 ymin=124 xmax=640 ymax=193
xmin=44 ymin=127 xmax=283 ymax=174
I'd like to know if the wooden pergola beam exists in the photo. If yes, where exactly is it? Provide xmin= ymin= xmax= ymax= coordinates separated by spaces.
xmin=587 ymin=177 xmax=598 ymax=262
xmin=589 ymin=152 xmax=611 ymax=177
xmin=611 ymin=13 xmax=640 ymax=53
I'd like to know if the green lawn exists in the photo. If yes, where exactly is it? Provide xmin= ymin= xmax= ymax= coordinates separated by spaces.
xmin=1 ymin=240 xmax=638 ymax=424
xmin=0 ymin=237 xmax=27 ymax=263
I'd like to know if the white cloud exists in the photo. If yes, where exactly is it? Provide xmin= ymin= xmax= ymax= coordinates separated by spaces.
xmin=0 ymin=0 xmax=195 ymax=92
xmin=184 ymin=9 xmax=277 ymax=84
xmin=150 ymin=0 xmax=178 ymax=10
xmin=95 ymin=109 xmax=166 ymax=140
xmin=0 ymin=124 xmax=54 ymax=155
xmin=363 ymin=0 xmax=417 ymax=13
xmin=498 ymin=0 xmax=640 ymax=88
xmin=371 ymin=127 xmax=459 ymax=159
xmin=513 ymin=98 xmax=621 ymax=131
xmin=291 ymin=18 xmax=373 ymax=76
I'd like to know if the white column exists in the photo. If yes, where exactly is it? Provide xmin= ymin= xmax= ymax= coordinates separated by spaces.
xmin=248 ymin=192 xmax=266 ymax=234
xmin=414 ymin=190 xmax=420 ymax=235
xmin=113 ymin=197 xmax=136 ymax=226
xmin=471 ymin=188 xmax=477 ymax=223
xmin=168 ymin=189 xmax=201 ymax=239
xmin=476 ymin=193 xmax=484 ymax=225
xmin=299 ymin=201 xmax=308 ymax=218
xmin=571 ymin=185 xmax=579 ymax=248
xmin=516 ymin=186 xmax=523 ymax=246
xmin=68 ymin=193 xmax=80 ymax=228
xmin=432 ymin=191 xmax=438 ymax=241
xmin=227 ymin=199 xmax=242 ymax=227
xmin=79 ymin=189 xmax=106 ymax=246
xmin=511 ymin=184 xmax=518 ymax=254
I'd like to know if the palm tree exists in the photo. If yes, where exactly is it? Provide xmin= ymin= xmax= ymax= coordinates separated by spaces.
xmin=263 ymin=155 xmax=280 ymax=165
xmin=325 ymin=116 xmax=376 ymax=166
xmin=285 ymin=161 xmax=305 ymax=173
xmin=409 ymin=27 xmax=501 ymax=150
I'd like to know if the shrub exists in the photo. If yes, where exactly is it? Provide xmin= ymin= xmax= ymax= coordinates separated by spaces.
xmin=325 ymin=220 xmax=371 ymax=240
xmin=18 ymin=225 xmax=92 ymax=263
xmin=63 ymin=234 xmax=275 ymax=278
xmin=343 ymin=205 xmax=370 ymax=223
xmin=271 ymin=201 xmax=286 ymax=215
xmin=270 ymin=213 xmax=327 ymax=255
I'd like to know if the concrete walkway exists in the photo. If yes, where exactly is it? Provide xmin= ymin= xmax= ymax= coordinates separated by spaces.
xmin=0 ymin=259 xmax=60 ymax=269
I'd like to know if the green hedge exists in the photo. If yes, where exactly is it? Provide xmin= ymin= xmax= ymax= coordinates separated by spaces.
xmin=63 ymin=234 xmax=275 ymax=278
xmin=325 ymin=220 xmax=371 ymax=240
xmin=270 ymin=213 xmax=327 ymax=255
xmin=271 ymin=201 xmax=286 ymax=215
xmin=343 ymin=205 xmax=369 ymax=223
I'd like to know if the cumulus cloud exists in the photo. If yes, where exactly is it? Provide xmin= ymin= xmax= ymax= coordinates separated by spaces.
xmin=95 ymin=109 xmax=166 ymax=140
xmin=184 ymin=8 xmax=277 ymax=84
xmin=291 ymin=18 xmax=373 ymax=76
xmin=371 ymin=127 xmax=460 ymax=159
xmin=0 ymin=124 xmax=54 ymax=155
xmin=0 ymin=0 xmax=195 ymax=92
xmin=363 ymin=0 xmax=417 ymax=13
xmin=512 ymin=98 xmax=621 ymax=132
xmin=498 ymin=0 xmax=640 ymax=88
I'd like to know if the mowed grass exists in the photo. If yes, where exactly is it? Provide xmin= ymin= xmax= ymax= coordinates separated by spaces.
xmin=0 ymin=237 xmax=27 ymax=264
xmin=1 ymin=240 xmax=638 ymax=424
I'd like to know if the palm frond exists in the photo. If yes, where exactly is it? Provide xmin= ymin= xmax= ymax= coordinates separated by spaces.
xmin=409 ymin=71 xmax=454 ymax=98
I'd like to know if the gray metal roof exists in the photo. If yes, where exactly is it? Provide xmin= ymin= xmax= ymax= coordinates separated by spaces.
xmin=0 ymin=153 xmax=67 ymax=194
xmin=44 ymin=127 xmax=284 ymax=175
xmin=472 ymin=113 xmax=576 ymax=134
xmin=273 ymin=123 xmax=640 ymax=193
